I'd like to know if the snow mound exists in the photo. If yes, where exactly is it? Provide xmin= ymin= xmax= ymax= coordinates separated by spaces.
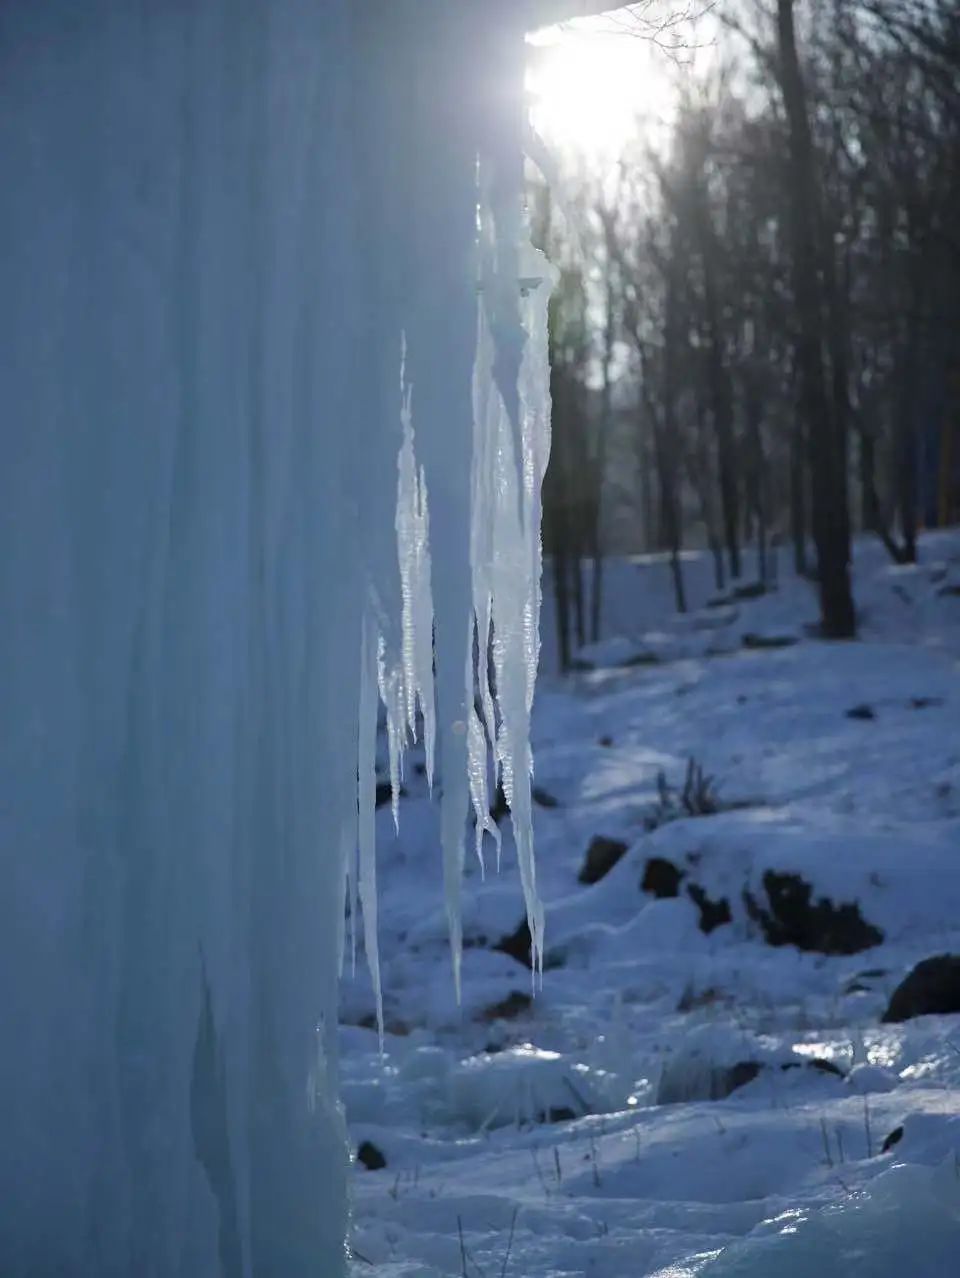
xmin=700 ymin=1157 xmax=960 ymax=1278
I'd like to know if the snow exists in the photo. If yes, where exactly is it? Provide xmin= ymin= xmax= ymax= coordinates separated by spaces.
xmin=344 ymin=530 xmax=960 ymax=1277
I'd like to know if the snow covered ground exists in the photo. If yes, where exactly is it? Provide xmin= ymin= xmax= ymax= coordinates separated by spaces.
xmin=343 ymin=531 xmax=960 ymax=1277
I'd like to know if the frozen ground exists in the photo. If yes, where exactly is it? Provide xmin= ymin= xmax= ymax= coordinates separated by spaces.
xmin=343 ymin=532 xmax=960 ymax=1277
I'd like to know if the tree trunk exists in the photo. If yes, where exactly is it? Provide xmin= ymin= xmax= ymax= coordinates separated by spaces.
xmin=661 ymin=254 xmax=688 ymax=613
xmin=776 ymin=0 xmax=856 ymax=636
xmin=551 ymin=537 xmax=571 ymax=673
xmin=790 ymin=404 xmax=808 ymax=576
xmin=695 ymin=195 xmax=742 ymax=580
xmin=590 ymin=267 xmax=615 ymax=642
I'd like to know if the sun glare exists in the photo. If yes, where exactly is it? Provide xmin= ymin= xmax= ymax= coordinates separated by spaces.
xmin=526 ymin=22 xmax=673 ymax=157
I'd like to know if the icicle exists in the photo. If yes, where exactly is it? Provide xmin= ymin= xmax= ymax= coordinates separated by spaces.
xmin=469 ymin=315 xmax=504 ymax=871
xmin=358 ymin=608 xmax=384 ymax=1048
xmin=377 ymin=635 xmax=406 ymax=832
xmin=337 ymin=815 xmax=357 ymax=979
xmin=395 ymin=354 xmax=437 ymax=789
xmin=350 ymin=828 xmax=360 ymax=979
xmin=470 ymin=190 xmax=558 ymax=980
xmin=477 ymin=15 xmax=530 ymax=488
xmin=466 ymin=626 xmax=498 ymax=876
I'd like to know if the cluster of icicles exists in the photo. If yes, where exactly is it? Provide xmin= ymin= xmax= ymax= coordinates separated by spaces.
xmin=346 ymin=229 xmax=557 ymax=1037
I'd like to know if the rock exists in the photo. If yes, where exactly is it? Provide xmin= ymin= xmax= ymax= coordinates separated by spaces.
xmin=779 ymin=1058 xmax=845 ymax=1080
xmin=881 ymin=1124 xmax=904 ymax=1153
xmin=744 ymin=870 xmax=883 ymax=954
xmin=909 ymin=696 xmax=943 ymax=709
xmin=489 ymin=780 xmax=510 ymax=824
xmin=719 ymin=1058 xmax=847 ymax=1099
xmin=622 ymin=651 xmax=661 ymax=667
xmin=723 ymin=1061 xmax=763 ymax=1095
xmin=687 ymin=883 xmax=731 ymax=934
xmin=882 ymin=954 xmax=960 ymax=1022
xmin=733 ymin=581 xmax=767 ymax=600
xmin=936 ymin=583 xmax=960 ymax=597
xmin=356 ymin=1013 xmax=411 ymax=1037
xmin=493 ymin=917 xmax=533 ymax=967
xmin=492 ymin=918 xmax=563 ymax=971
xmin=802 ymin=1057 xmax=846 ymax=1079
xmin=659 ymin=1059 xmax=763 ymax=1104
xmin=375 ymin=780 xmax=407 ymax=808
xmin=356 ymin=1140 xmax=386 ymax=1171
xmin=489 ymin=782 xmax=559 ymax=816
xmin=578 ymin=835 xmax=629 ymax=885
xmin=641 ymin=856 xmax=685 ymax=898
xmin=846 ymin=703 xmax=876 ymax=720
xmin=844 ymin=967 xmax=886 ymax=994
xmin=677 ymin=985 xmax=722 ymax=1012
xmin=741 ymin=632 xmax=797 ymax=650
xmin=478 ymin=990 xmax=532 ymax=1022
xmin=540 ymin=1105 xmax=578 ymax=1124
xmin=532 ymin=785 xmax=559 ymax=808
xmin=598 ymin=734 xmax=614 ymax=747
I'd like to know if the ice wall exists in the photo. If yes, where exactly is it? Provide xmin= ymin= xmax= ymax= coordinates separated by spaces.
xmin=0 ymin=2 xmax=549 ymax=1276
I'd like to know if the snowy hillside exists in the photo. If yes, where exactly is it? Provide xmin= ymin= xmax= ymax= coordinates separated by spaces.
xmin=343 ymin=531 xmax=960 ymax=1278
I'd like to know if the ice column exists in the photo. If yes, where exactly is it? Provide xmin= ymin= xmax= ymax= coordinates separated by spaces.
xmin=0 ymin=2 xmax=551 ymax=1275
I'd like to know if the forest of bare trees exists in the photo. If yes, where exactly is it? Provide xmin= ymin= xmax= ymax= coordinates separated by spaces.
xmin=540 ymin=0 xmax=960 ymax=664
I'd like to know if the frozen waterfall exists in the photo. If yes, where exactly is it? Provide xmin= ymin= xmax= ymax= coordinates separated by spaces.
xmin=0 ymin=2 xmax=553 ymax=1276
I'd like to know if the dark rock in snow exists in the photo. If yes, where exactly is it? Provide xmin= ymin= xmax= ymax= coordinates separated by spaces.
xmin=598 ymin=734 xmax=614 ymax=747
xmin=659 ymin=1059 xmax=762 ymax=1104
xmin=641 ymin=856 xmax=685 ymax=899
xmin=489 ymin=780 xmax=510 ymax=824
xmin=479 ymin=990 xmax=532 ymax=1022
xmin=579 ymin=835 xmax=629 ymax=885
xmin=881 ymin=1125 xmax=904 ymax=1153
xmin=909 ymin=696 xmax=943 ymax=710
xmin=622 ymin=650 xmax=662 ymax=667
xmin=782 ymin=1056 xmax=846 ymax=1079
xmin=723 ymin=1060 xmax=763 ymax=1095
xmin=733 ymin=581 xmax=767 ymax=600
xmin=677 ymin=985 xmax=722 ymax=1012
xmin=846 ymin=703 xmax=876 ymax=721
xmin=356 ymin=1013 xmax=411 ymax=1037
xmin=882 ymin=954 xmax=960 ymax=1022
xmin=687 ymin=883 xmax=732 ymax=934
xmin=532 ymin=785 xmax=559 ymax=808
xmin=728 ymin=1057 xmax=846 ymax=1098
xmin=741 ymin=632 xmax=797 ymax=650
xmin=493 ymin=917 xmax=533 ymax=967
xmin=356 ymin=1140 xmax=386 ymax=1171
xmin=744 ymin=870 xmax=883 ymax=954
xmin=375 ymin=780 xmax=407 ymax=808
xmin=492 ymin=918 xmax=563 ymax=971
xmin=540 ymin=1106 xmax=578 ymax=1124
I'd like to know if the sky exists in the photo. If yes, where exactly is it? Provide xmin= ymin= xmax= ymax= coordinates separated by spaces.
xmin=525 ymin=7 xmax=706 ymax=159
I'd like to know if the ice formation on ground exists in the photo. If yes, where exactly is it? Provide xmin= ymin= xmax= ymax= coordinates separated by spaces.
xmin=0 ymin=2 xmax=550 ymax=1274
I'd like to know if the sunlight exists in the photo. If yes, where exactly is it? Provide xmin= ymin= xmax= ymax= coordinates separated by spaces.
xmin=527 ymin=20 xmax=675 ymax=157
